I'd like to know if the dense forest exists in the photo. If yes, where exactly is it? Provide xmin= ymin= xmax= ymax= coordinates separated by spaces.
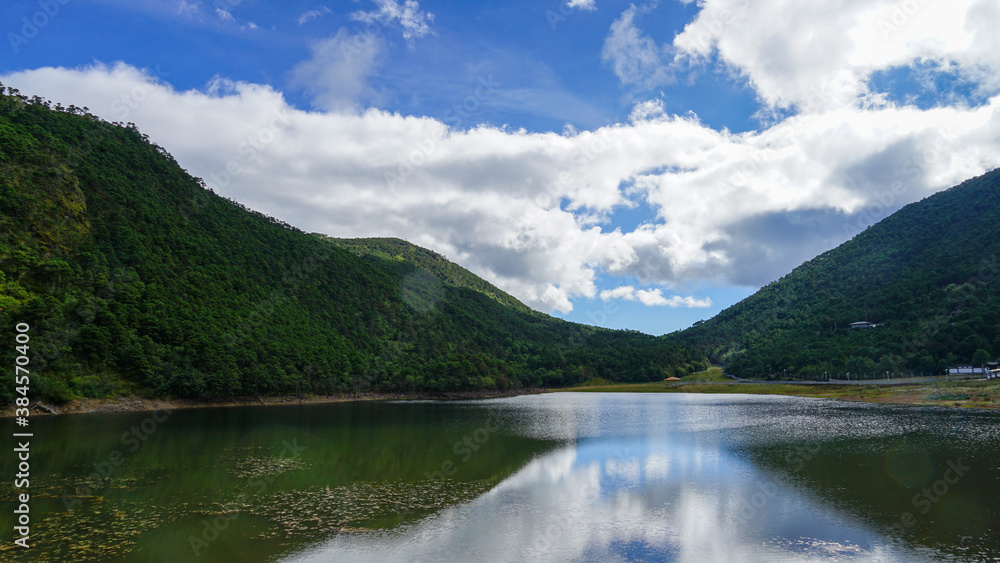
xmin=320 ymin=236 xmax=539 ymax=316
xmin=675 ymin=169 xmax=1000 ymax=379
xmin=0 ymin=86 xmax=707 ymax=404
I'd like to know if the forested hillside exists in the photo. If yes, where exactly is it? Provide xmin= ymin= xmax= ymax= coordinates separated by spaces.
xmin=676 ymin=169 xmax=1000 ymax=379
xmin=321 ymin=236 xmax=538 ymax=316
xmin=0 ymin=86 xmax=706 ymax=404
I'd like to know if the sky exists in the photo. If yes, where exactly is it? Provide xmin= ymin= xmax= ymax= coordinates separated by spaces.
xmin=2 ymin=0 xmax=1000 ymax=335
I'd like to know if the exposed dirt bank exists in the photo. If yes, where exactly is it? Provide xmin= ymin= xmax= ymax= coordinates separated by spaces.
xmin=0 ymin=388 xmax=547 ymax=418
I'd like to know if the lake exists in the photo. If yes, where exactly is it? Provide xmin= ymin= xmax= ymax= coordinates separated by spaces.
xmin=2 ymin=393 xmax=998 ymax=561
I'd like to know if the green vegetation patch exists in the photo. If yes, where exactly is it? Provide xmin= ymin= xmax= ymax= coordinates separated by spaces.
xmin=925 ymin=393 xmax=971 ymax=402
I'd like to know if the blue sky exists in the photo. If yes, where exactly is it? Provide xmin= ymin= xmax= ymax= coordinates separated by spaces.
xmin=3 ymin=0 xmax=1000 ymax=334
xmin=0 ymin=0 xmax=758 ymax=131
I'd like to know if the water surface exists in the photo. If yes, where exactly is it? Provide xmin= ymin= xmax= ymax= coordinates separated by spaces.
xmin=2 ymin=393 xmax=998 ymax=562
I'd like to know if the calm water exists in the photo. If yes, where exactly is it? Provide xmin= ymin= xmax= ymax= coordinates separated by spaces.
xmin=2 ymin=393 xmax=999 ymax=562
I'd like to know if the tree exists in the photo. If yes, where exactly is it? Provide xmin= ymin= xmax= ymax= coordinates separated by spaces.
xmin=846 ymin=356 xmax=876 ymax=377
xmin=972 ymin=348 xmax=992 ymax=367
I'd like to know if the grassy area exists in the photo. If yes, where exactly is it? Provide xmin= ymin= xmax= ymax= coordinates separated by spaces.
xmin=679 ymin=366 xmax=731 ymax=383
xmin=556 ymin=369 xmax=1000 ymax=409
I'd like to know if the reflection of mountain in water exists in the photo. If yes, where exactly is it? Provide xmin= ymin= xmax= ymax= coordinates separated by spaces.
xmin=0 ymin=401 xmax=559 ymax=563
xmin=289 ymin=394 xmax=994 ymax=562
xmin=288 ymin=437 xmax=924 ymax=562
xmin=731 ymin=405 xmax=1000 ymax=562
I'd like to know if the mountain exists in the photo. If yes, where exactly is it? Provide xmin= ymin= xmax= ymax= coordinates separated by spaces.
xmin=320 ymin=236 xmax=537 ymax=316
xmin=676 ymin=168 xmax=1000 ymax=379
xmin=0 ymin=86 xmax=707 ymax=404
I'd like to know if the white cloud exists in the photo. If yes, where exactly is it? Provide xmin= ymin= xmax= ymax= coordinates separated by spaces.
xmin=599 ymin=285 xmax=637 ymax=301
xmin=215 ymin=8 xmax=234 ymax=23
xmin=638 ymin=290 xmax=712 ymax=308
xmin=242 ymin=22 xmax=258 ymax=31
xmin=3 ymin=56 xmax=998 ymax=314
xmin=600 ymin=286 xmax=712 ymax=308
xmin=567 ymin=0 xmax=596 ymax=11
xmin=288 ymin=31 xmax=386 ymax=113
xmin=602 ymin=4 xmax=674 ymax=90
xmin=297 ymin=7 xmax=331 ymax=25
xmin=671 ymin=0 xmax=1000 ymax=113
xmin=351 ymin=0 xmax=434 ymax=43
xmin=628 ymin=98 xmax=666 ymax=122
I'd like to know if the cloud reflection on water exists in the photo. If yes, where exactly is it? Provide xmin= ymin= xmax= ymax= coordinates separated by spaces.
xmin=285 ymin=395 xmax=944 ymax=562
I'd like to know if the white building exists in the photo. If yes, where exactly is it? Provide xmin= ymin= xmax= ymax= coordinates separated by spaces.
xmin=947 ymin=365 xmax=986 ymax=375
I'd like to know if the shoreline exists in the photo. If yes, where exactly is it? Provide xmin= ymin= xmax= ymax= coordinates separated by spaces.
xmin=0 ymin=388 xmax=547 ymax=418
xmin=553 ymin=366 xmax=1000 ymax=409
xmin=557 ymin=379 xmax=1000 ymax=409
xmin=8 ymin=376 xmax=998 ymax=418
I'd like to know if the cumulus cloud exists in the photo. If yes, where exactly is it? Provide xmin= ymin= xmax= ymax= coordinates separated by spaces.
xmin=297 ymin=7 xmax=331 ymax=25
xmin=215 ymin=8 xmax=234 ymax=23
xmin=600 ymin=286 xmax=712 ymax=308
xmin=671 ymin=0 xmax=1000 ymax=113
xmin=351 ymin=0 xmax=434 ymax=43
xmin=567 ymin=0 xmax=596 ymax=11
xmin=598 ymin=286 xmax=637 ymax=301
xmin=602 ymin=4 xmax=674 ymax=90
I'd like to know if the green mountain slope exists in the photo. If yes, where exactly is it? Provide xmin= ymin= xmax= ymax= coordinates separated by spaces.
xmin=0 ymin=86 xmax=707 ymax=404
xmin=676 ymin=169 xmax=1000 ymax=379
xmin=321 ymin=236 xmax=537 ymax=316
